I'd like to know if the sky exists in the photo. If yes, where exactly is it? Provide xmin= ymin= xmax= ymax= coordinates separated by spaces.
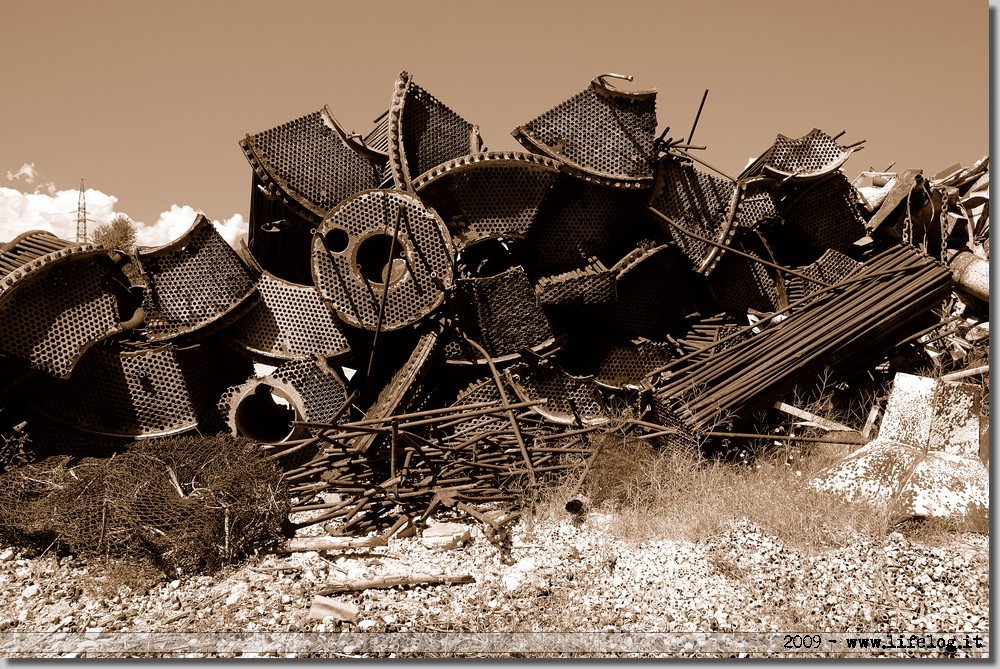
xmin=0 ymin=0 xmax=991 ymax=249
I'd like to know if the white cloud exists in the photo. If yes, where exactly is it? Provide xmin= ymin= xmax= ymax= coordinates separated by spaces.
xmin=0 ymin=186 xmax=119 ymax=243
xmin=5 ymin=163 xmax=37 ymax=184
xmin=214 ymin=213 xmax=248 ymax=248
xmin=136 ymin=205 xmax=247 ymax=249
xmin=0 ymin=175 xmax=247 ymax=251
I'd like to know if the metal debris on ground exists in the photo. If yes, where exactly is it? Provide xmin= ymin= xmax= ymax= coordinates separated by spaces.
xmin=0 ymin=71 xmax=989 ymax=568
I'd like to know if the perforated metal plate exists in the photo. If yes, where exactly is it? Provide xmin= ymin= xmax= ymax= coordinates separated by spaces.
xmin=707 ymin=228 xmax=784 ymax=316
xmin=0 ymin=232 xmax=127 ymax=379
xmin=595 ymin=338 xmax=675 ymax=391
xmin=779 ymin=173 xmax=867 ymax=258
xmin=240 ymin=106 xmax=387 ymax=221
xmin=412 ymin=151 xmax=561 ymax=247
xmin=223 ymin=270 xmax=351 ymax=365
xmin=733 ymin=177 xmax=780 ymax=229
xmin=220 ymin=356 xmax=348 ymax=445
xmin=448 ymin=265 xmax=555 ymax=363
xmin=351 ymin=330 xmax=440 ymax=453
xmin=598 ymin=243 xmax=698 ymax=339
xmin=649 ymin=156 xmax=738 ymax=275
xmin=388 ymin=71 xmax=481 ymax=191
xmin=513 ymin=75 xmax=657 ymax=189
xmin=527 ymin=176 xmax=649 ymax=275
xmin=537 ymin=259 xmax=616 ymax=306
xmin=31 ymin=343 xmax=243 ymax=439
xmin=784 ymin=249 xmax=861 ymax=306
xmin=136 ymin=215 xmax=261 ymax=342
xmin=312 ymin=189 xmax=455 ymax=331
xmin=505 ymin=361 xmax=609 ymax=427
xmin=748 ymin=128 xmax=858 ymax=181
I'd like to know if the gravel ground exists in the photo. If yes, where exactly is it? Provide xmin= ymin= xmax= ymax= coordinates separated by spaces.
xmin=0 ymin=507 xmax=988 ymax=659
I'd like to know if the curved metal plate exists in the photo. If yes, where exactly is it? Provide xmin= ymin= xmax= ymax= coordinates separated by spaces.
xmin=220 ymin=356 xmax=348 ymax=445
xmin=513 ymin=76 xmax=657 ymax=189
xmin=240 ymin=106 xmax=387 ymax=221
xmin=388 ymin=71 xmax=480 ymax=191
xmin=649 ymin=156 xmax=738 ymax=275
xmin=311 ymin=189 xmax=454 ymax=332
xmin=0 ymin=233 xmax=127 ymax=379
xmin=136 ymin=215 xmax=261 ymax=342
xmin=30 ymin=343 xmax=231 ymax=439
xmin=223 ymin=270 xmax=351 ymax=365
xmin=505 ymin=361 xmax=609 ymax=427
xmin=413 ymin=151 xmax=561 ymax=247
xmin=748 ymin=129 xmax=857 ymax=182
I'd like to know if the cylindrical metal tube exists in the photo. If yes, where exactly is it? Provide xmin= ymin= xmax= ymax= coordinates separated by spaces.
xmin=949 ymin=251 xmax=989 ymax=302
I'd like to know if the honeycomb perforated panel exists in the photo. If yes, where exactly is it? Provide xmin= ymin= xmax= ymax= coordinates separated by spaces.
xmin=449 ymin=265 xmax=555 ymax=363
xmin=412 ymin=151 xmax=561 ymax=247
xmin=649 ymin=156 xmax=738 ymax=275
xmin=780 ymin=173 xmax=867 ymax=257
xmin=598 ymin=244 xmax=698 ymax=339
xmin=528 ymin=176 xmax=649 ymax=275
xmin=0 ymin=235 xmax=126 ymax=379
xmin=513 ymin=75 xmax=657 ymax=189
xmin=311 ymin=189 xmax=455 ymax=331
xmin=784 ymin=249 xmax=861 ymax=307
xmin=439 ymin=377 xmax=504 ymax=439
xmin=220 ymin=356 xmax=348 ymax=445
xmin=388 ymin=71 xmax=480 ymax=191
xmin=734 ymin=177 xmax=780 ymax=229
xmin=707 ymin=228 xmax=784 ymax=316
xmin=137 ymin=215 xmax=261 ymax=342
xmin=536 ymin=260 xmax=615 ymax=306
xmin=753 ymin=129 xmax=857 ymax=181
xmin=505 ymin=361 xmax=608 ymax=427
xmin=224 ymin=270 xmax=351 ymax=365
xmin=30 ymin=343 xmax=237 ymax=439
xmin=240 ymin=107 xmax=387 ymax=221
xmin=595 ymin=338 xmax=675 ymax=390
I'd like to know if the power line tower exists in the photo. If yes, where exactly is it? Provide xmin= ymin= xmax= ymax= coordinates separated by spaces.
xmin=76 ymin=178 xmax=91 ymax=243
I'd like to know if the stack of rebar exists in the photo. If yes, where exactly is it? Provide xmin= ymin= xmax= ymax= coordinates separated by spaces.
xmin=270 ymin=395 xmax=600 ymax=538
xmin=649 ymin=244 xmax=951 ymax=433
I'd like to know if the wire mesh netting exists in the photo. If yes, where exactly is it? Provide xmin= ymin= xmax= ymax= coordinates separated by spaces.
xmin=0 ymin=435 xmax=289 ymax=575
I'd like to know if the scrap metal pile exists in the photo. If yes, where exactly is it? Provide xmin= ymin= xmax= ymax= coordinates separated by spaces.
xmin=0 ymin=72 xmax=989 ymax=550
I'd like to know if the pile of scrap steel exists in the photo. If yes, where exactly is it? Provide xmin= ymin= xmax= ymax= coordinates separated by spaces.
xmin=0 ymin=72 xmax=989 ymax=545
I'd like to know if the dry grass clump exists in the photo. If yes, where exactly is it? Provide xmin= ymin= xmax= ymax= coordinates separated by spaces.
xmin=533 ymin=429 xmax=890 ymax=549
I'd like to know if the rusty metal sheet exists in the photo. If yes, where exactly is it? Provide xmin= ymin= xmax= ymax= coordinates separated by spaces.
xmin=513 ymin=74 xmax=657 ymax=189
xmin=0 ymin=232 xmax=131 ymax=379
xmin=778 ymin=173 xmax=867 ymax=261
xmin=311 ymin=189 xmax=455 ymax=332
xmin=742 ymin=128 xmax=860 ymax=182
xmin=528 ymin=175 xmax=650 ymax=275
xmin=220 ymin=355 xmax=348 ymax=445
xmin=412 ymin=151 xmax=561 ymax=248
xmin=505 ymin=360 xmax=609 ymax=427
xmin=240 ymin=106 xmax=387 ymax=222
xmin=648 ymin=155 xmax=738 ymax=275
xmin=447 ymin=264 xmax=555 ymax=365
xmin=136 ymin=215 xmax=261 ymax=342
xmin=223 ymin=270 xmax=351 ymax=365
xmin=31 ymin=342 xmax=250 ymax=439
xmin=388 ymin=71 xmax=482 ymax=191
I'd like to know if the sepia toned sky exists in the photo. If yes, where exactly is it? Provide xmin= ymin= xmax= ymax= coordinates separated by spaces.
xmin=0 ymin=0 xmax=990 ymax=248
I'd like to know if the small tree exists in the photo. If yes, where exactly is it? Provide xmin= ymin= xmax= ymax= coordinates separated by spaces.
xmin=92 ymin=213 xmax=138 ymax=253
xmin=92 ymin=214 xmax=141 ymax=283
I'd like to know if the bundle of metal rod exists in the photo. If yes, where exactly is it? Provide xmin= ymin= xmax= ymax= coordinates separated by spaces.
xmin=650 ymin=244 xmax=951 ymax=433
